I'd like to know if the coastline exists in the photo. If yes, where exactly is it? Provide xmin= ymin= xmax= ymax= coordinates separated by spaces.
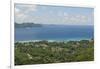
xmin=15 ymin=38 xmax=93 ymax=43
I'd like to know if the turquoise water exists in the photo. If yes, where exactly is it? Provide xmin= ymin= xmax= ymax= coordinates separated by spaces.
xmin=15 ymin=25 xmax=94 ymax=41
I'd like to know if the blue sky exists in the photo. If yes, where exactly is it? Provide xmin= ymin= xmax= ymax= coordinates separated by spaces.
xmin=15 ymin=4 xmax=94 ymax=25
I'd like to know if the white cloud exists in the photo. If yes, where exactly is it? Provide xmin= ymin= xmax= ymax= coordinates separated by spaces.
xmin=63 ymin=14 xmax=91 ymax=24
xmin=15 ymin=8 xmax=26 ymax=23
xmin=15 ymin=4 xmax=37 ymax=23
xmin=16 ymin=4 xmax=37 ymax=13
xmin=63 ymin=12 xmax=68 ymax=16
xmin=56 ymin=11 xmax=92 ymax=25
xmin=15 ymin=4 xmax=93 ymax=25
xmin=15 ymin=8 xmax=20 ymax=13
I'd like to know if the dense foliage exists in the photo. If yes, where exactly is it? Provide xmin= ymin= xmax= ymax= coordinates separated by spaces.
xmin=15 ymin=40 xmax=94 ymax=65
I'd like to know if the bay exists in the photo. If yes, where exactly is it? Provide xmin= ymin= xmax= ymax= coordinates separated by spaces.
xmin=15 ymin=25 xmax=94 ymax=41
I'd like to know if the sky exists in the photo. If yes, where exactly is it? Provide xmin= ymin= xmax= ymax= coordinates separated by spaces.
xmin=15 ymin=4 xmax=94 ymax=25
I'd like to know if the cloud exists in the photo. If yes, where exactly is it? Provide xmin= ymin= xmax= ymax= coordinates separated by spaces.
xmin=62 ymin=13 xmax=91 ymax=25
xmin=15 ymin=8 xmax=26 ymax=23
xmin=15 ymin=4 xmax=93 ymax=25
xmin=56 ymin=11 xmax=92 ymax=25
xmin=16 ymin=4 xmax=37 ymax=13
xmin=15 ymin=4 xmax=37 ymax=23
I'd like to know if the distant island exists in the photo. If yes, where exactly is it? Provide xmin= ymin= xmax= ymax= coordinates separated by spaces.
xmin=15 ymin=23 xmax=42 ymax=28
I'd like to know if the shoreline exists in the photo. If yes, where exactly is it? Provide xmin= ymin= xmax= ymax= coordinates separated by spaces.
xmin=15 ymin=38 xmax=93 ymax=43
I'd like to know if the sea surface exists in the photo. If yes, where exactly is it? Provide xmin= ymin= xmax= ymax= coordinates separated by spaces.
xmin=15 ymin=25 xmax=94 ymax=41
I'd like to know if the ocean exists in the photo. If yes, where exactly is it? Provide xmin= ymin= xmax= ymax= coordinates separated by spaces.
xmin=15 ymin=25 xmax=94 ymax=41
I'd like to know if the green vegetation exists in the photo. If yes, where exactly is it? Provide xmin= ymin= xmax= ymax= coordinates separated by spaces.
xmin=15 ymin=39 xmax=94 ymax=65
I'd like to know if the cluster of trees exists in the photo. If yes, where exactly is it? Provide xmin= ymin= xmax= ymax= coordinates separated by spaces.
xmin=15 ymin=40 xmax=94 ymax=65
